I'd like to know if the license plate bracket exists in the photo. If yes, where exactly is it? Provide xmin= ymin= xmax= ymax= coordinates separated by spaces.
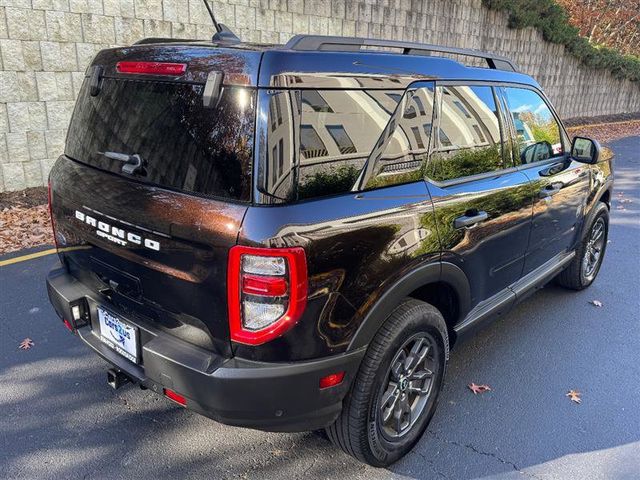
xmin=97 ymin=307 xmax=139 ymax=364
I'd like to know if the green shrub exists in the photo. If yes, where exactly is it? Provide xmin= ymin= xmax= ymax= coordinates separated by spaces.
xmin=483 ymin=0 xmax=640 ymax=82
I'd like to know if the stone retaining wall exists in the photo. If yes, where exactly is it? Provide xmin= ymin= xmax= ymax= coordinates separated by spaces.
xmin=1 ymin=0 xmax=639 ymax=191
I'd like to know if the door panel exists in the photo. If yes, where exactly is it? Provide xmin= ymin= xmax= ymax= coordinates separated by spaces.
xmin=501 ymin=86 xmax=590 ymax=275
xmin=430 ymin=172 xmax=533 ymax=306
xmin=428 ymin=84 xmax=534 ymax=308
xmin=519 ymin=159 xmax=590 ymax=275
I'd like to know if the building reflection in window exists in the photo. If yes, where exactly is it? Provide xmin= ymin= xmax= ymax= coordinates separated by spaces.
xmin=429 ymin=86 xmax=504 ymax=182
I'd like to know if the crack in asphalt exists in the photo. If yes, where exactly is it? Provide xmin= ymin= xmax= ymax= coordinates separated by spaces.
xmin=409 ymin=449 xmax=450 ymax=479
xmin=427 ymin=430 xmax=543 ymax=480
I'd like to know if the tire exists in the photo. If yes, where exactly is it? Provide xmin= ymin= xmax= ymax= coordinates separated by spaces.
xmin=326 ymin=298 xmax=449 ymax=467
xmin=556 ymin=201 xmax=609 ymax=290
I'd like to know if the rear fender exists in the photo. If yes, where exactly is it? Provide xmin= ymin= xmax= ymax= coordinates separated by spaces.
xmin=347 ymin=262 xmax=470 ymax=352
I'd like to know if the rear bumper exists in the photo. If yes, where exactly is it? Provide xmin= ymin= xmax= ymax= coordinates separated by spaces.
xmin=47 ymin=265 xmax=364 ymax=432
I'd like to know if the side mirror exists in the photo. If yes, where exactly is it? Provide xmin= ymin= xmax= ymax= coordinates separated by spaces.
xmin=571 ymin=136 xmax=600 ymax=164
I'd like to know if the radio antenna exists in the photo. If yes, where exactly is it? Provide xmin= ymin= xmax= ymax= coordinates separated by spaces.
xmin=201 ymin=0 xmax=240 ymax=42
xmin=202 ymin=0 xmax=221 ymax=33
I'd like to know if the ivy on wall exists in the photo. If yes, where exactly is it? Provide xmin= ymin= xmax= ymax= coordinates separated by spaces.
xmin=483 ymin=0 xmax=640 ymax=82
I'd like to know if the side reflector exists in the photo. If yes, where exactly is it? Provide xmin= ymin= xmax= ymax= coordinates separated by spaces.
xmin=319 ymin=372 xmax=345 ymax=389
xmin=62 ymin=319 xmax=74 ymax=332
xmin=163 ymin=388 xmax=186 ymax=406
xmin=116 ymin=61 xmax=187 ymax=76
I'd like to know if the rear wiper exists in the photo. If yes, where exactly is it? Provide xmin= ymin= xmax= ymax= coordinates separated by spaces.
xmin=99 ymin=151 xmax=145 ymax=175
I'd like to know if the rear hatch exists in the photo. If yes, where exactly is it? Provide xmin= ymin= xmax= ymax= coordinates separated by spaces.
xmin=49 ymin=44 xmax=260 ymax=356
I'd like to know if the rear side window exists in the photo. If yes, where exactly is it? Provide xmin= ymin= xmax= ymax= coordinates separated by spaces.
xmin=296 ymin=89 xmax=402 ymax=200
xmin=429 ymin=85 xmax=505 ymax=182
xmin=65 ymin=78 xmax=255 ymax=201
xmin=359 ymin=85 xmax=435 ymax=190
xmin=504 ymin=87 xmax=564 ymax=164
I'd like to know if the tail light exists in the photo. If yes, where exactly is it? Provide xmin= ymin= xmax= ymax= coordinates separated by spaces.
xmin=228 ymin=246 xmax=307 ymax=345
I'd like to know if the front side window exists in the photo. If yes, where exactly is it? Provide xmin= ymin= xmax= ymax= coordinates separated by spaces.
xmin=429 ymin=85 xmax=505 ymax=182
xmin=504 ymin=87 xmax=564 ymax=164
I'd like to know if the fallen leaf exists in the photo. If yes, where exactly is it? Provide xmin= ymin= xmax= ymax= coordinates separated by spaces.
xmin=18 ymin=338 xmax=34 ymax=350
xmin=566 ymin=390 xmax=582 ymax=404
xmin=590 ymin=300 xmax=603 ymax=307
xmin=468 ymin=383 xmax=492 ymax=395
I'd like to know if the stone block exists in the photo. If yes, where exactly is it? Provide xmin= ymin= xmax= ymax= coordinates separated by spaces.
xmin=235 ymin=5 xmax=256 ymax=30
xmin=7 ymin=102 xmax=29 ymax=132
xmin=114 ymin=17 xmax=144 ymax=44
xmin=120 ymin=0 xmax=135 ymax=17
xmin=23 ymin=159 xmax=43 ymax=187
xmin=40 ymin=158 xmax=58 ymax=185
xmin=81 ymin=14 xmax=116 ymax=44
xmin=28 ymin=102 xmax=48 ymax=130
xmin=309 ymin=15 xmax=328 ymax=35
xmin=256 ymin=8 xmax=274 ymax=31
xmin=187 ymin=0 xmax=209 ymax=25
xmin=71 ymin=71 xmax=85 ymax=97
xmin=0 ymin=104 xmax=8 ymax=133
xmin=0 ymin=8 xmax=7 ymax=39
xmin=46 ymin=11 xmax=83 ymax=42
xmin=162 ymin=0 xmax=188 ymax=23
xmin=103 ymin=0 xmax=121 ymax=16
xmin=76 ymin=43 xmax=98 ymax=70
xmin=27 ymin=131 xmax=47 ymax=160
xmin=6 ymin=132 xmax=29 ymax=162
xmin=87 ymin=0 xmax=104 ymax=14
xmin=274 ymin=11 xmax=292 ymax=33
xmin=287 ymin=0 xmax=303 ymax=15
xmin=135 ymin=0 xmax=163 ymax=20
xmin=22 ymin=41 xmax=43 ymax=71
xmin=143 ymin=19 xmax=171 ymax=37
xmin=171 ymin=22 xmax=197 ymax=39
xmin=304 ymin=0 xmax=330 ymax=17
xmin=45 ymin=129 xmax=66 ymax=158
xmin=0 ymin=134 xmax=6 ymax=163
xmin=36 ymin=71 xmax=59 ymax=101
xmin=0 ymin=71 xmax=37 ymax=102
xmin=6 ymin=7 xmax=46 ymax=41
xmin=0 ymin=38 xmax=25 ymax=70
xmin=55 ymin=72 xmax=74 ymax=100
xmin=41 ymin=42 xmax=78 ymax=71
xmin=69 ymin=0 xmax=89 ymax=12
xmin=46 ymin=101 xmax=75 ymax=129
xmin=2 ymin=162 xmax=25 ymax=191
xmin=292 ymin=13 xmax=308 ymax=34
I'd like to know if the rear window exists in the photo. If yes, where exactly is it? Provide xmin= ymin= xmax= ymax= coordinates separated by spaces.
xmin=65 ymin=78 xmax=255 ymax=201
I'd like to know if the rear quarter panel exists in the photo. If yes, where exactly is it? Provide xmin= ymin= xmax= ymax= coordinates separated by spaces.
xmin=237 ymin=181 xmax=440 ymax=361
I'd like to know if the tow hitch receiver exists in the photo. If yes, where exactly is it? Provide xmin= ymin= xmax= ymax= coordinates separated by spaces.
xmin=107 ymin=368 xmax=130 ymax=390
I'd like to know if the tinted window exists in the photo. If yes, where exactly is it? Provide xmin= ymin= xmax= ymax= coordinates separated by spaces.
xmin=360 ymin=85 xmax=435 ymax=189
xmin=66 ymin=78 xmax=254 ymax=201
xmin=504 ymin=87 xmax=564 ymax=164
xmin=429 ymin=86 xmax=504 ymax=182
xmin=296 ymin=89 xmax=402 ymax=200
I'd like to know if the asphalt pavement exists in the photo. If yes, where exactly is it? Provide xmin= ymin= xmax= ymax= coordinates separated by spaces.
xmin=1 ymin=136 xmax=639 ymax=480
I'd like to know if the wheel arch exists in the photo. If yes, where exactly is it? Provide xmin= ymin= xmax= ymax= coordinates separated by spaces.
xmin=347 ymin=262 xmax=471 ymax=352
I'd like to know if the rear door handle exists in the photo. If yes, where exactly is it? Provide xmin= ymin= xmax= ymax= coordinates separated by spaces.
xmin=454 ymin=210 xmax=488 ymax=229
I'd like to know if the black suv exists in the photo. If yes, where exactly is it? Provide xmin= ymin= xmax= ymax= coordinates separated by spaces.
xmin=46 ymin=34 xmax=613 ymax=466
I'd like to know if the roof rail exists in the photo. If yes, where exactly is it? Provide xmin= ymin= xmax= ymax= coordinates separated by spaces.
xmin=284 ymin=35 xmax=518 ymax=72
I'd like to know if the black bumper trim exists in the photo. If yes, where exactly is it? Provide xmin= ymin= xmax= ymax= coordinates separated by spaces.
xmin=47 ymin=265 xmax=365 ymax=432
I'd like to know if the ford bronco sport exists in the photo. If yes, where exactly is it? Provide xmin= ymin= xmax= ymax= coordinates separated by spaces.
xmin=46 ymin=30 xmax=613 ymax=466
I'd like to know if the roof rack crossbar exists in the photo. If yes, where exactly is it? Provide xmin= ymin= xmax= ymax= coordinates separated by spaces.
xmin=284 ymin=35 xmax=518 ymax=72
